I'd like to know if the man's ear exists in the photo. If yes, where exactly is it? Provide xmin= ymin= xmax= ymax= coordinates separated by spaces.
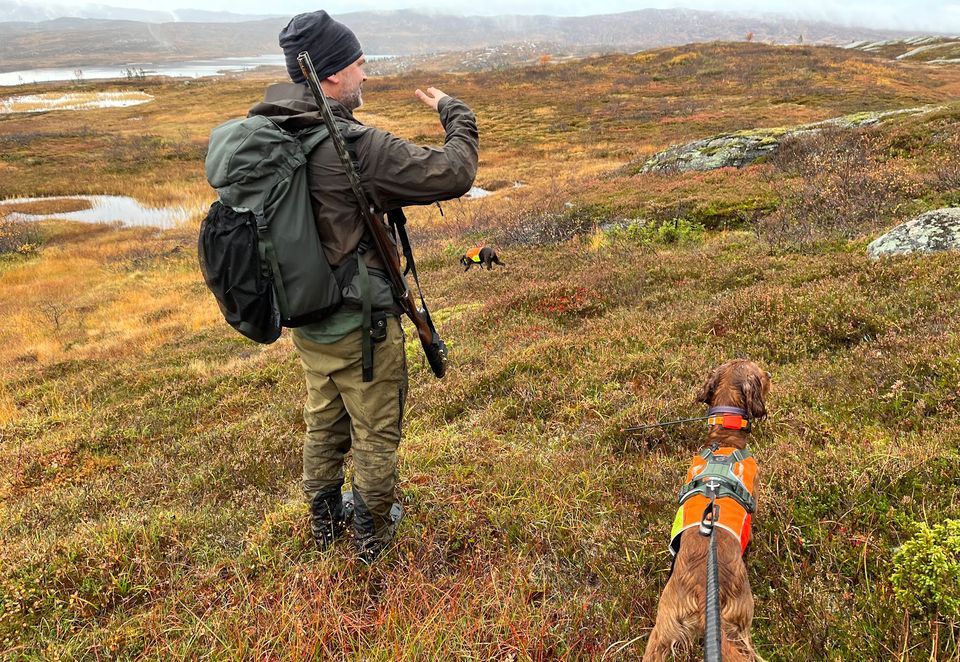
xmin=741 ymin=374 xmax=768 ymax=419
xmin=696 ymin=367 xmax=722 ymax=405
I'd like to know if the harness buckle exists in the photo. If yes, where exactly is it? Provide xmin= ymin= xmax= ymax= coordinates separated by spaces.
xmin=699 ymin=496 xmax=717 ymax=537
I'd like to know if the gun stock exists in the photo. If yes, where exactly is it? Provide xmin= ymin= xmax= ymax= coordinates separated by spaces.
xmin=297 ymin=51 xmax=448 ymax=378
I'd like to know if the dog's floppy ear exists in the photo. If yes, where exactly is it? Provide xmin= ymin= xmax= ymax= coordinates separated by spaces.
xmin=741 ymin=373 xmax=768 ymax=420
xmin=696 ymin=367 xmax=722 ymax=405
xmin=459 ymin=255 xmax=468 ymax=266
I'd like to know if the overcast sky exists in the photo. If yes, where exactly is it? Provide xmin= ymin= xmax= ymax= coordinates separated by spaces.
xmin=39 ymin=0 xmax=960 ymax=34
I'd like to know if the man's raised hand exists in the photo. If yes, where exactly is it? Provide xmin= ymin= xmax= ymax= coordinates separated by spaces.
xmin=415 ymin=87 xmax=449 ymax=111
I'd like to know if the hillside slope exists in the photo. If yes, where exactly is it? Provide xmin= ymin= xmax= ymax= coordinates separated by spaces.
xmin=2 ymin=42 xmax=960 ymax=659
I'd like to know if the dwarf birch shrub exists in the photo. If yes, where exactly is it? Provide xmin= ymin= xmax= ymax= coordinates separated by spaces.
xmin=0 ymin=218 xmax=41 ymax=255
xmin=760 ymin=127 xmax=924 ymax=246
xmin=605 ymin=217 xmax=704 ymax=246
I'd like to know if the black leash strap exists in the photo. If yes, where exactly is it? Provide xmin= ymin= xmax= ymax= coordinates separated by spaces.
xmin=700 ymin=490 xmax=723 ymax=662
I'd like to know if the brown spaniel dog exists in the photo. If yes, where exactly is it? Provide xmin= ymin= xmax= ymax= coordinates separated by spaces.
xmin=643 ymin=359 xmax=771 ymax=662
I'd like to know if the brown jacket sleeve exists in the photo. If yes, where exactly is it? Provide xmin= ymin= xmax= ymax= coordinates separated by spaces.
xmin=354 ymin=96 xmax=479 ymax=211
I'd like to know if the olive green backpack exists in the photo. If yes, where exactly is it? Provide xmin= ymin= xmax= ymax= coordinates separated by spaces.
xmin=199 ymin=115 xmax=345 ymax=343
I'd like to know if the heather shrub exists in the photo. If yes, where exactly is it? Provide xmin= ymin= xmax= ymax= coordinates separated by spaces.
xmin=759 ymin=127 xmax=924 ymax=246
xmin=498 ymin=205 xmax=599 ymax=246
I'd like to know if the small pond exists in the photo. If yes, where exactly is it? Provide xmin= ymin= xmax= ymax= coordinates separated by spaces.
xmin=0 ymin=195 xmax=196 ymax=229
xmin=464 ymin=186 xmax=492 ymax=199
xmin=464 ymin=182 xmax=526 ymax=199
xmin=0 ymin=91 xmax=154 ymax=114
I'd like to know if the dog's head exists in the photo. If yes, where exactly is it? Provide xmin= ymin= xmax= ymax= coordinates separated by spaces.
xmin=459 ymin=255 xmax=469 ymax=266
xmin=695 ymin=359 xmax=771 ymax=420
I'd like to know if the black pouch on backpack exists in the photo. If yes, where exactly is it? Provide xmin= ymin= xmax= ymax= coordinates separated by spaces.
xmin=200 ymin=115 xmax=345 ymax=344
xmin=198 ymin=201 xmax=281 ymax=344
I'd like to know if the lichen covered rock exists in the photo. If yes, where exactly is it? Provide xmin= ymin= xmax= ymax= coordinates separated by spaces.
xmin=867 ymin=208 xmax=960 ymax=258
xmin=640 ymin=130 xmax=785 ymax=173
xmin=639 ymin=106 xmax=940 ymax=174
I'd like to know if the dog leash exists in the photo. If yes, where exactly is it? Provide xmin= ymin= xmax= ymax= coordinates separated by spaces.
xmin=700 ymin=490 xmax=723 ymax=662
xmin=622 ymin=406 xmax=752 ymax=433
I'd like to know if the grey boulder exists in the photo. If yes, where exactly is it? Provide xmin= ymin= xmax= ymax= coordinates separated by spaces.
xmin=867 ymin=208 xmax=960 ymax=258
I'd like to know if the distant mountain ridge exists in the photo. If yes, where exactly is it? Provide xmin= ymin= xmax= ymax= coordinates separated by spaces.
xmin=0 ymin=7 xmax=940 ymax=74
xmin=0 ymin=0 xmax=275 ymax=22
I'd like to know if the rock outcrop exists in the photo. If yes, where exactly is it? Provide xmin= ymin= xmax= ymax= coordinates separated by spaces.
xmin=639 ymin=106 xmax=940 ymax=174
xmin=867 ymin=208 xmax=960 ymax=258
xmin=639 ymin=129 xmax=785 ymax=173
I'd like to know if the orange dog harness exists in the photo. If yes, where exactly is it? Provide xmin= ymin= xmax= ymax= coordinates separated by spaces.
xmin=466 ymin=247 xmax=483 ymax=263
xmin=670 ymin=447 xmax=757 ymax=556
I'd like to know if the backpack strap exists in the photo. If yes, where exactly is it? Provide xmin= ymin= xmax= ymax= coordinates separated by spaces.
xmin=255 ymin=211 xmax=291 ymax=316
xmin=341 ymin=130 xmax=386 ymax=382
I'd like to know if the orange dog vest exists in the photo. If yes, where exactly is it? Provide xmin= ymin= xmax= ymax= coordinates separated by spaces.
xmin=669 ymin=447 xmax=757 ymax=556
xmin=466 ymin=247 xmax=483 ymax=263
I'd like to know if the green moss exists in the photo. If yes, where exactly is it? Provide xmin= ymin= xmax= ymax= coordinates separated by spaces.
xmin=841 ymin=111 xmax=881 ymax=123
xmin=733 ymin=127 xmax=790 ymax=139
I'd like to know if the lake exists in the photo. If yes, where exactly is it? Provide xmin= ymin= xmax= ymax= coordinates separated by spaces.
xmin=0 ymin=54 xmax=393 ymax=87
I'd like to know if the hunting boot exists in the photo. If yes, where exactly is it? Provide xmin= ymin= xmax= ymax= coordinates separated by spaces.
xmin=308 ymin=487 xmax=354 ymax=551
xmin=349 ymin=490 xmax=404 ymax=565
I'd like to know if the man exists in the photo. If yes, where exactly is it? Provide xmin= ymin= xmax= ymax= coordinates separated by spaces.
xmin=251 ymin=10 xmax=478 ymax=563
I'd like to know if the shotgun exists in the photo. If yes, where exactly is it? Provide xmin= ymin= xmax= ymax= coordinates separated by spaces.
xmin=297 ymin=51 xmax=448 ymax=378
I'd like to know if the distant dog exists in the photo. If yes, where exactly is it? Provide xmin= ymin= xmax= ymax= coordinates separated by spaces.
xmin=643 ymin=359 xmax=771 ymax=662
xmin=460 ymin=246 xmax=504 ymax=271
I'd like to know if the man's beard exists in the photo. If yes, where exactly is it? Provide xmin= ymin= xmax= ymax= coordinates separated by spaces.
xmin=342 ymin=85 xmax=363 ymax=111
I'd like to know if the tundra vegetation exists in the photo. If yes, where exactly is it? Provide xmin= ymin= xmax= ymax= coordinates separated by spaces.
xmin=1 ymin=42 xmax=960 ymax=660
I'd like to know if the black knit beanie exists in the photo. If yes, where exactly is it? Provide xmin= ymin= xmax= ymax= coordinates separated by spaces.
xmin=279 ymin=10 xmax=363 ymax=84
